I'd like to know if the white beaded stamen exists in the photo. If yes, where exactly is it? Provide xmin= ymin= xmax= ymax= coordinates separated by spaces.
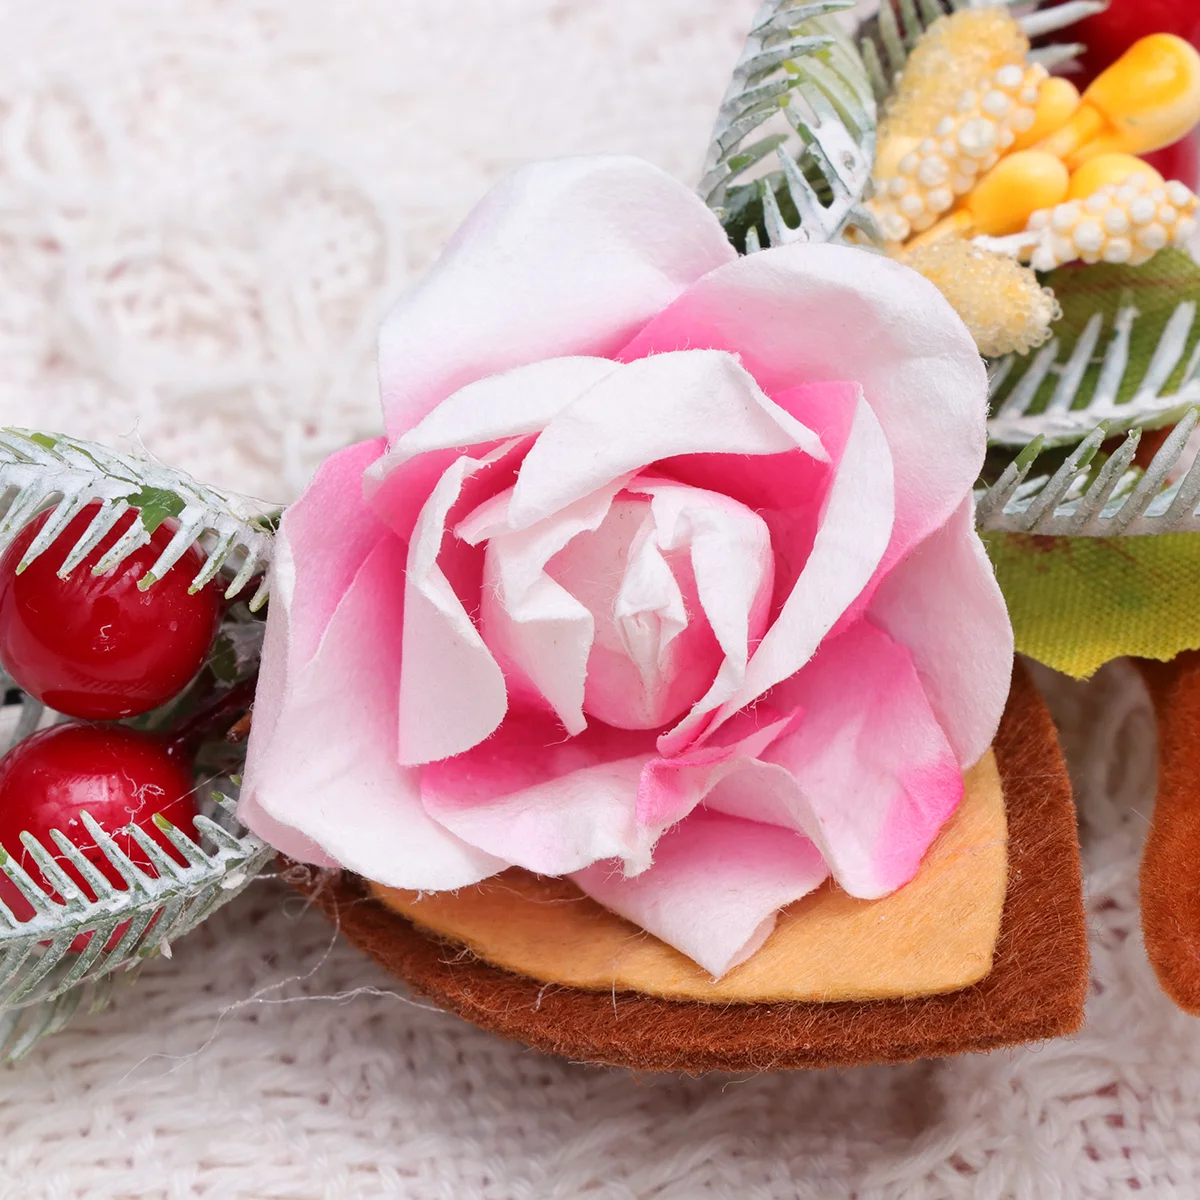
xmin=1023 ymin=173 xmax=1200 ymax=270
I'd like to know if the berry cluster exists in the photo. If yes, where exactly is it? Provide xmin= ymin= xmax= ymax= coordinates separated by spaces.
xmin=0 ymin=503 xmax=222 ymax=927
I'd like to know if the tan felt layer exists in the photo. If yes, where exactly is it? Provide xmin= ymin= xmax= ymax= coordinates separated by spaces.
xmin=370 ymin=752 xmax=1007 ymax=1003
xmin=294 ymin=661 xmax=1088 ymax=1072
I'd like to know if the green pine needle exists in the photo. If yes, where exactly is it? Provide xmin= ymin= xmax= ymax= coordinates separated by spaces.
xmin=0 ymin=429 xmax=276 ymax=608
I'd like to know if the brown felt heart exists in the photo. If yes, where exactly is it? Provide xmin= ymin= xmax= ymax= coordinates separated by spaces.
xmin=292 ymin=660 xmax=1087 ymax=1072
xmin=1136 ymin=651 xmax=1200 ymax=1014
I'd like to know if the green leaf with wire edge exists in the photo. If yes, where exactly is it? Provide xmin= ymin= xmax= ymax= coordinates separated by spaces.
xmin=0 ymin=428 xmax=275 ymax=608
xmin=988 ymin=252 xmax=1200 ymax=449
xmin=125 ymin=485 xmax=188 ymax=534
xmin=984 ymin=530 xmax=1200 ymax=678
xmin=976 ymin=408 xmax=1200 ymax=536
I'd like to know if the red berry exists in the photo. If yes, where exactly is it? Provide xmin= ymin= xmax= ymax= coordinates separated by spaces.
xmin=0 ymin=502 xmax=221 ymax=720
xmin=1072 ymin=1 xmax=1200 ymax=86
xmin=1144 ymin=131 xmax=1200 ymax=189
xmin=0 ymin=723 xmax=199 ymax=941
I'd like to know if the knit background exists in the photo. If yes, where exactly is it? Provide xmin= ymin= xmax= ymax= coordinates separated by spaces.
xmin=0 ymin=2 xmax=1196 ymax=1197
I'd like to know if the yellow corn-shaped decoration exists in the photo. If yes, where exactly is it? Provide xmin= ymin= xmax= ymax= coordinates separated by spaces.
xmin=908 ymin=150 xmax=1070 ymax=246
xmin=1009 ymin=76 xmax=1081 ymax=152
xmin=1023 ymin=175 xmax=1199 ymax=269
xmin=903 ymin=238 xmax=1060 ymax=358
xmin=881 ymin=7 xmax=1029 ymax=141
xmin=871 ymin=62 xmax=1048 ymax=244
xmin=1066 ymin=152 xmax=1163 ymax=200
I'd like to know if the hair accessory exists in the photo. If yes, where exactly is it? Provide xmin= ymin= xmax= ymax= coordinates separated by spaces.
xmin=5 ymin=0 xmax=1200 ymax=1067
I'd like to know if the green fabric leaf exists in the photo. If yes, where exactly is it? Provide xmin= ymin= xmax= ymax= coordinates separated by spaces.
xmin=984 ymin=530 xmax=1200 ymax=678
xmin=1047 ymin=251 xmax=1200 ymax=407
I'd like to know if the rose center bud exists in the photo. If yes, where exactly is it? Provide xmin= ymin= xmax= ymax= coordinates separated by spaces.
xmin=543 ymin=490 xmax=762 ymax=731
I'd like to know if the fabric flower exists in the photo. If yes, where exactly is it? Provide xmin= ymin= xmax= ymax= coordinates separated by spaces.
xmin=241 ymin=156 xmax=1013 ymax=979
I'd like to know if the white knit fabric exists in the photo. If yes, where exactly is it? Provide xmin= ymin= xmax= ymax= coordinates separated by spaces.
xmin=0 ymin=2 xmax=1198 ymax=1197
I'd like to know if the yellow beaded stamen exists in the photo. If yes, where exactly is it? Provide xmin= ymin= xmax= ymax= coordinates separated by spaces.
xmin=870 ymin=61 xmax=1049 ymax=244
xmin=1023 ymin=175 xmax=1199 ymax=270
xmin=880 ymin=7 xmax=1029 ymax=141
xmin=903 ymin=239 xmax=1060 ymax=358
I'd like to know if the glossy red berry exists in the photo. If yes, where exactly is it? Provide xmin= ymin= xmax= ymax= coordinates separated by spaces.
xmin=1144 ymin=132 xmax=1200 ymax=190
xmin=0 ymin=723 xmax=198 ymax=934
xmin=0 ymin=502 xmax=221 ymax=720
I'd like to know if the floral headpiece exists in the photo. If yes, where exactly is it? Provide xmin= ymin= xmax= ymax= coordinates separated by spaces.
xmin=2 ymin=0 xmax=1200 ymax=1072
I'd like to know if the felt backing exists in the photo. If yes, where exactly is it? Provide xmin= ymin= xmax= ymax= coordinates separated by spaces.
xmin=368 ymin=751 xmax=1007 ymax=1004
xmin=1136 ymin=651 xmax=1200 ymax=1014
xmin=292 ymin=661 xmax=1087 ymax=1072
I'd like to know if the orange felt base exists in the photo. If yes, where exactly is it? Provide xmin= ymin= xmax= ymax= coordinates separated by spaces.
xmin=370 ymin=751 xmax=1008 ymax=1004
xmin=293 ymin=661 xmax=1087 ymax=1072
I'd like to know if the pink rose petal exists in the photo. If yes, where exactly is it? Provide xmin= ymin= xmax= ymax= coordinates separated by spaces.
xmin=269 ymin=437 xmax=388 ymax=674
xmin=547 ymin=493 xmax=721 ymax=730
xmin=378 ymin=157 xmax=736 ymax=441
xmin=397 ymin=440 xmax=526 ymax=766
xmin=571 ymin=809 xmax=829 ymax=979
xmin=651 ymin=380 xmax=855 ymax=623
xmin=387 ymin=356 xmax=621 ymax=464
xmin=634 ymin=706 xmax=801 ymax=832
xmin=658 ymin=392 xmax=894 ymax=755
xmin=241 ymin=437 xmax=388 ymax=863
xmin=508 ymin=349 xmax=826 ymax=531
xmin=365 ymin=356 xmax=619 ymax=543
xmin=245 ymin=535 xmax=504 ymax=890
xmin=869 ymin=497 xmax=1013 ymax=768
xmin=619 ymin=242 xmax=988 ymax=572
xmin=235 ymin=794 xmax=338 ymax=869
xmin=419 ymin=710 xmax=657 ymax=875
xmin=420 ymin=701 xmax=797 ymax=880
xmin=708 ymin=620 xmax=963 ymax=898
xmin=603 ymin=476 xmax=774 ymax=733
xmin=462 ymin=481 xmax=628 ymax=735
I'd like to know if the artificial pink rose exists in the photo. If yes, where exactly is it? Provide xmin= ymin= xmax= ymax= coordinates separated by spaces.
xmin=241 ymin=156 xmax=1013 ymax=978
